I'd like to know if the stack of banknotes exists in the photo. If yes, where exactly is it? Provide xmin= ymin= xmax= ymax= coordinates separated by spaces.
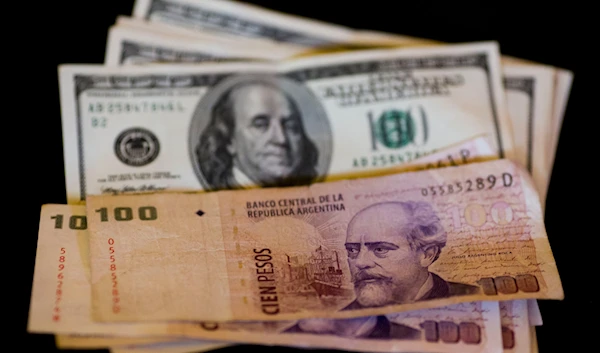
xmin=28 ymin=1 xmax=573 ymax=353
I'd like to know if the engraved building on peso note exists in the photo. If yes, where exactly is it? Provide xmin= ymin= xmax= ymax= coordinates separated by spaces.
xmin=282 ymin=246 xmax=353 ymax=298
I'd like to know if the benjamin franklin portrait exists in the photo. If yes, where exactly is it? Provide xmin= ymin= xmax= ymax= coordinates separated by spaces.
xmin=189 ymin=74 xmax=332 ymax=191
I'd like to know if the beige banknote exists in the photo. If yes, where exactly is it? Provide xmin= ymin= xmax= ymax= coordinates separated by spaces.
xmin=85 ymin=158 xmax=562 ymax=323
xmin=105 ymin=305 xmax=532 ymax=353
xmin=109 ymin=301 xmax=532 ymax=353
xmin=110 ymin=340 xmax=230 ymax=353
xmin=114 ymin=303 xmax=503 ymax=353
xmin=28 ymin=204 xmax=187 ymax=338
xmin=55 ymin=334 xmax=177 ymax=349
xmin=32 ymin=140 xmax=505 ymax=352
xmin=32 ymin=204 xmax=503 ymax=353
xmin=29 ymin=204 xmax=231 ymax=343
xmin=500 ymin=300 xmax=530 ymax=353
xmin=105 ymin=302 xmax=503 ymax=352
xmin=530 ymin=327 xmax=539 ymax=353
xmin=60 ymin=41 xmax=514 ymax=204
xmin=186 ymin=302 xmax=503 ymax=353
xmin=107 ymin=303 xmax=503 ymax=353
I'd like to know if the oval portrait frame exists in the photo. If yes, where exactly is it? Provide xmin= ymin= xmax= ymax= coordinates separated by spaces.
xmin=188 ymin=72 xmax=333 ymax=191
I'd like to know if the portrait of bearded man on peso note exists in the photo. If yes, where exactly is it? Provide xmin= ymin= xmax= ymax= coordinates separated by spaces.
xmin=285 ymin=201 xmax=480 ymax=339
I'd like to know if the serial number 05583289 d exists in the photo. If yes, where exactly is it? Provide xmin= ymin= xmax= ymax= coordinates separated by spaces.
xmin=421 ymin=173 xmax=513 ymax=197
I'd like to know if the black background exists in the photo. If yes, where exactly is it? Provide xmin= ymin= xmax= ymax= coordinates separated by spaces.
xmin=14 ymin=1 xmax=592 ymax=352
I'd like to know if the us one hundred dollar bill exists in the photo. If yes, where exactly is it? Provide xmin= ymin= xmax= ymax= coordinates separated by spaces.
xmin=127 ymin=0 xmax=573 ymax=178
xmin=104 ymin=16 xmax=433 ymax=66
xmin=114 ymin=15 xmax=310 ymax=55
xmin=129 ymin=0 xmax=573 ymax=132
xmin=132 ymin=0 xmax=359 ymax=47
xmin=131 ymin=0 xmax=433 ymax=48
xmin=83 ymin=159 xmax=562 ymax=323
xmin=500 ymin=56 xmax=573 ymax=184
xmin=60 ymin=41 xmax=514 ymax=204
xmin=105 ymin=18 xmax=301 ymax=65
xmin=103 ymin=25 xmax=558 ymax=206
xmin=126 ymin=0 xmax=572 ymax=194
xmin=105 ymin=15 xmax=568 ymax=205
xmin=503 ymin=64 xmax=555 ymax=207
xmin=548 ymin=69 xmax=572 ymax=169
xmin=30 ymin=203 xmax=502 ymax=353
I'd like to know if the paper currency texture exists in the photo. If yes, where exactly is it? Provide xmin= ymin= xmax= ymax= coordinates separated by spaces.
xmin=105 ymin=20 xmax=298 ymax=65
xmin=152 ymin=302 xmax=503 ymax=353
xmin=60 ymin=42 xmax=513 ymax=204
xmin=31 ymin=202 xmax=502 ymax=353
xmin=85 ymin=159 xmax=562 ymax=323
xmin=500 ymin=300 xmax=530 ymax=353
xmin=28 ymin=204 xmax=192 ymax=338
xmin=526 ymin=299 xmax=543 ymax=326
xmin=132 ymin=0 xmax=354 ymax=47
xmin=110 ymin=340 xmax=230 ymax=353
xmin=54 ymin=334 xmax=177 ymax=349
xmin=503 ymin=64 xmax=555 ymax=206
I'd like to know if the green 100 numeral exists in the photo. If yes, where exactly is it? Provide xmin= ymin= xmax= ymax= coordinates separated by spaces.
xmin=95 ymin=206 xmax=158 ymax=222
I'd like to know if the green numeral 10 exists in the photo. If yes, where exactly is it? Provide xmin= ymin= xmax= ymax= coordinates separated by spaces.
xmin=96 ymin=206 xmax=158 ymax=222
xmin=51 ymin=215 xmax=87 ymax=230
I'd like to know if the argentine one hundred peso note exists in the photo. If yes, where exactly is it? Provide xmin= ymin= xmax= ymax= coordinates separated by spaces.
xmin=84 ymin=159 xmax=562 ymax=323
xmin=31 ymin=202 xmax=501 ymax=353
